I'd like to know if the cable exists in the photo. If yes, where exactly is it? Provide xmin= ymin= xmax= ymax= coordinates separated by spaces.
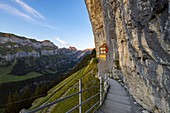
xmin=0 ymin=93 xmax=46 ymax=108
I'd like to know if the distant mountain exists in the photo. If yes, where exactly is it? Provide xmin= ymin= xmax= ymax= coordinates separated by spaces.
xmin=0 ymin=32 xmax=91 ymax=76
xmin=68 ymin=46 xmax=77 ymax=51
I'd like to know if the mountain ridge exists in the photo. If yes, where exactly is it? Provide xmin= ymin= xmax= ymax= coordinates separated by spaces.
xmin=0 ymin=32 xmax=91 ymax=76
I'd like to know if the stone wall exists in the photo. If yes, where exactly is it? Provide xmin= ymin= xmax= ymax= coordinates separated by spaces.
xmin=85 ymin=0 xmax=170 ymax=112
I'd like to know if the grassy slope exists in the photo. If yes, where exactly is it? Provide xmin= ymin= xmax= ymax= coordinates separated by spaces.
xmin=0 ymin=65 xmax=41 ymax=83
xmin=0 ymin=54 xmax=66 ymax=83
xmin=29 ymin=58 xmax=99 ymax=113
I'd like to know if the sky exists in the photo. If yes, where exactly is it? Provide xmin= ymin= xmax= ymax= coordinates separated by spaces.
xmin=0 ymin=0 xmax=94 ymax=50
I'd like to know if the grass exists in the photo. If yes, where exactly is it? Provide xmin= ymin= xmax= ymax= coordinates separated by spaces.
xmin=29 ymin=59 xmax=99 ymax=113
xmin=0 ymin=65 xmax=41 ymax=83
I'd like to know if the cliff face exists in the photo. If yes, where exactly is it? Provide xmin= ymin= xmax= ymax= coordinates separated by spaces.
xmin=0 ymin=32 xmax=58 ymax=61
xmin=85 ymin=0 xmax=170 ymax=113
xmin=0 ymin=32 xmax=89 ymax=62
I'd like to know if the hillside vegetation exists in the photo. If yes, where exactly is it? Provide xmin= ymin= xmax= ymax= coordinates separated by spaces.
xmin=1 ymin=49 xmax=96 ymax=113
xmin=29 ymin=56 xmax=99 ymax=113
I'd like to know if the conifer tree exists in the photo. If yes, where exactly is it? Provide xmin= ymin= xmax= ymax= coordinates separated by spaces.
xmin=5 ymin=93 xmax=13 ymax=113
xmin=34 ymin=85 xmax=41 ymax=96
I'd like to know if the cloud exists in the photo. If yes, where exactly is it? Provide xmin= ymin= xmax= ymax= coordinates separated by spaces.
xmin=0 ymin=2 xmax=57 ymax=30
xmin=55 ymin=37 xmax=70 ymax=47
xmin=0 ymin=3 xmax=34 ymax=21
xmin=37 ymin=23 xmax=58 ymax=30
xmin=13 ymin=0 xmax=44 ymax=19
xmin=0 ymin=0 xmax=58 ymax=30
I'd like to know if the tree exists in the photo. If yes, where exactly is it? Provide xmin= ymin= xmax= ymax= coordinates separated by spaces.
xmin=22 ymin=85 xmax=31 ymax=98
xmin=20 ymin=85 xmax=31 ymax=109
xmin=5 ymin=91 xmax=20 ymax=113
xmin=5 ymin=93 xmax=13 ymax=113
xmin=13 ymin=91 xmax=20 ymax=112
xmin=34 ymin=85 xmax=41 ymax=96
xmin=10 ymin=58 xmax=27 ymax=75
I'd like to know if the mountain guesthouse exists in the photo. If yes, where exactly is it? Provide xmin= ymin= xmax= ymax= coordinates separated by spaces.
xmin=99 ymin=43 xmax=108 ymax=59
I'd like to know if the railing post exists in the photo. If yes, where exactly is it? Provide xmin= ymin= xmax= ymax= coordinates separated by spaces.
xmin=106 ymin=74 xmax=109 ymax=92
xmin=99 ymin=76 xmax=102 ymax=105
xmin=104 ymin=74 xmax=107 ymax=93
xmin=105 ymin=74 xmax=107 ymax=80
xmin=79 ymin=79 xmax=82 ymax=113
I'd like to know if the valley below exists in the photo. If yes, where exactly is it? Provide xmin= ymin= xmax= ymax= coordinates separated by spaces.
xmin=0 ymin=32 xmax=92 ymax=113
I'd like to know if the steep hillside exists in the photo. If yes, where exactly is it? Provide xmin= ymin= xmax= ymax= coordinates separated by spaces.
xmin=1 ymin=49 xmax=96 ymax=113
xmin=0 ymin=32 xmax=91 ymax=112
xmin=85 ymin=0 xmax=169 ymax=113
xmin=27 ymin=57 xmax=99 ymax=113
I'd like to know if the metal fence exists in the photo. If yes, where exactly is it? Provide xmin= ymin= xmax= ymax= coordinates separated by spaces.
xmin=25 ymin=74 xmax=110 ymax=113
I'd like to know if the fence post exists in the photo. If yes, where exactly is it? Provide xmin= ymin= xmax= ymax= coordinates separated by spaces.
xmin=100 ymin=76 xmax=102 ymax=105
xmin=79 ymin=79 xmax=82 ymax=113
xmin=106 ymin=74 xmax=109 ymax=92
xmin=104 ymin=74 xmax=107 ymax=93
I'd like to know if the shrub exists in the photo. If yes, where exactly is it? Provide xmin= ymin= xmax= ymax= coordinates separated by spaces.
xmin=114 ymin=60 xmax=120 ymax=69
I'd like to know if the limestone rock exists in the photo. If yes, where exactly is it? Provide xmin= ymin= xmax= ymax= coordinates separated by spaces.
xmin=85 ymin=0 xmax=170 ymax=112
xmin=0 ymin=32 xmax=90 ymax=64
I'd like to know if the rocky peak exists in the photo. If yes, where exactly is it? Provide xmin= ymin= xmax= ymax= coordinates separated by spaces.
xmin=68 ymin=46 xmax=77 ymax=51
xmin=41 ymin=40 xmax=56 ymax=47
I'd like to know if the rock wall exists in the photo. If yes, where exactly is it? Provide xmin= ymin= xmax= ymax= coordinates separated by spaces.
xmin=85 ymin=0 xmax=170 ymax=112
xmin=85 ymin=0 xmax=106 ymax=58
